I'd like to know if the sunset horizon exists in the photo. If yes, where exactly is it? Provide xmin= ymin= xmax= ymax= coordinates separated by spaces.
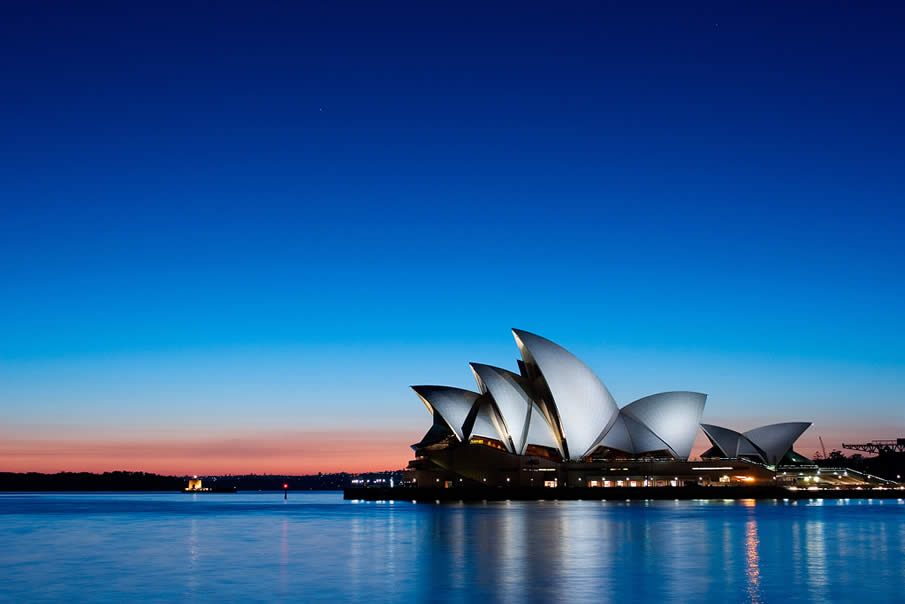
xmin=3 ymin=3 xmax=905 ymax=602
xmin=4 ymin=4 xmax=904 ymax=480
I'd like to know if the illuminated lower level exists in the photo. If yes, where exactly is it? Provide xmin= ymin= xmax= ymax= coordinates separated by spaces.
xmin=404 ymin=440 xmax=895 ymax=490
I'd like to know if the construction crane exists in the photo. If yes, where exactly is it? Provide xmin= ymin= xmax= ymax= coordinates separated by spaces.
xmin=842 ymin=439 xmax=905 ymax=455
xmin=819 ymin=436 xmax=827 ymax=460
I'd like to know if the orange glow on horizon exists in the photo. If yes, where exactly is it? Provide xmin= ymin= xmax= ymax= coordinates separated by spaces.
xmin=0 ymin=426 xmax=883 ymax=475
xmin=0 ymin=430 xmax=417 ymax=475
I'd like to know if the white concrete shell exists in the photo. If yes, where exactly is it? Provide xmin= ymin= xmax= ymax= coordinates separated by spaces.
xmin=524 ymin=402 xmax=563 ymax=455
xmin=744 ymin=422 xmax=812 ymax=465
xmin=623 ymin=414 xmax=672 ymax=454
xmin=701 ymin=422 xmax=811 ymax=465
xmin=411 ymin=385 xmax=480 ymax=442
xmin=597 ymin=413 xmax=635 ymax=453
xmin=512 ymin=329 xmax=619 ymax=460
xmin=700 ymin=424 xmax=758 ymax=459
xmin=407 ymin=330 xmax=819 ymax=465
xmin=620 ymin=392 xmax=707 ymax=460
xmin=467 ymin=398 xmax=510 ymax=448
xmin=470 ymin=364 xmax=533 ymax=454
xmin=415 ymin=413 xmax=455 ymax=447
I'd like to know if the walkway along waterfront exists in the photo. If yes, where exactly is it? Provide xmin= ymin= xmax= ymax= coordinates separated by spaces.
xmin=344 ymin=485 xmax=905 ymax=502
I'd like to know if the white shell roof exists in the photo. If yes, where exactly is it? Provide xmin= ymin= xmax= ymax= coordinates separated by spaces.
xmin=411 ymin=385 xmax=480 ymax=442
xmin=620 ymin=391 xmax=707 ymax=460
xmin=404 ymin=329 xmax=806 ymax=465
xmin=524 ymin=402 xmax=562 ymax=455
xmin=700 ymin=423 xmax=750 ymax=458
xmin=468 ymin=398 xmax=509 ymax=448
xmin=701 ymin=422 xmax=811 ymax=465
xmin=470 ymin=364 xmax=533 ymax=454
xmin=597 ymin=413 xmax=634 ymax=454
xmin=512 ymin=329 xmax=619 ymax=460
xmin=744 ymin=422 xmax=811 ymax=465
xmin=622 ymin=414 xmax=671 ymax=454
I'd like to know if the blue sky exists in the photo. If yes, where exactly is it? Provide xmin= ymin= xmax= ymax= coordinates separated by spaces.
xmin=1 ymin=2 xmax=903 ymax=472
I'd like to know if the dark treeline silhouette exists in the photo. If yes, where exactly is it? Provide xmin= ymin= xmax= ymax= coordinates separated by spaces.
xmin=222 ymin=471 xmax=402 ymax=491
xmin=0 ymin=470 xmax=404 ymax=491
xmin=0 ymin=471 xmax=185 ymax=491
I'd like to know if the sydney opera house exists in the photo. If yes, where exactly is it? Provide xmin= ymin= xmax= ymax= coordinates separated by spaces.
xmin=405 ymin=329 xmax=814 ymax=488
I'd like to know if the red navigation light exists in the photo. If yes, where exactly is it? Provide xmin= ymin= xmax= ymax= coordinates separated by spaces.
xmin=283 ymin=483 xmax=288 ymax=489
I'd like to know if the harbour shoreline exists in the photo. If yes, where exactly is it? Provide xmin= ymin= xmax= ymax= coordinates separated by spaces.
xmin=344 ymin=485 xmax=905 ymax=502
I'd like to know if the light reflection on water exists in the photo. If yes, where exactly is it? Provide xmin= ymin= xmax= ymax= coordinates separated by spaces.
xmin=0 ymin=492 xmax=903 ymax=603
xmin=745 ymin=516 xmax=761 ymax=603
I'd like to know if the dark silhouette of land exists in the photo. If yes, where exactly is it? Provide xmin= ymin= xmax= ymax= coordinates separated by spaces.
xmin=0 ymin=470 xmax=403 ymax=491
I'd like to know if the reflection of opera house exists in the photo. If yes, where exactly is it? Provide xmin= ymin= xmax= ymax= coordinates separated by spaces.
xmin=405 ymin=329 xmax=816 ymax=488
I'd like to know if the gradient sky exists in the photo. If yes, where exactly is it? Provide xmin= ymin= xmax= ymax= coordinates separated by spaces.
xmin=1 ymin=2 xmax=904 ymax=474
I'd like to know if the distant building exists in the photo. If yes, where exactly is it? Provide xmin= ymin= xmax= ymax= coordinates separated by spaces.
xmin=406 ymin=329 xmax=820 ymax=488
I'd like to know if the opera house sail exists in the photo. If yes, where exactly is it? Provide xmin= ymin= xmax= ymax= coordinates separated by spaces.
xmin=700 ymin=422 xmax=812 ymax=466
xmin=405 ymin=329 xmax=814 ymax=488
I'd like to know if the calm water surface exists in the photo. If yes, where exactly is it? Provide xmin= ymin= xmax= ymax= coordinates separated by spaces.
xmin=1 ymin=492 xmax=903 ymax=603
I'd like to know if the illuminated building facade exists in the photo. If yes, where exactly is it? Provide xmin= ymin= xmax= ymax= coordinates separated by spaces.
xmin=405 ymin=329 xmax=814 ymax=488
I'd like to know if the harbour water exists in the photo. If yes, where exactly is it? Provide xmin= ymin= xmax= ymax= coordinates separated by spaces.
xmin=1 ymin=492 xmax=903 ymax=602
